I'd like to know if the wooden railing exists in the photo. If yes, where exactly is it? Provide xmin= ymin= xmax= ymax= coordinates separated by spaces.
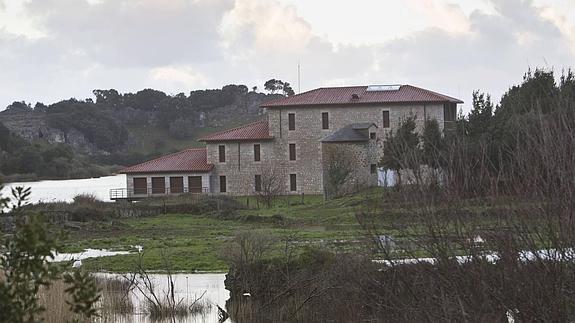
xmin=109 ymin=187 xmax=210 ymax=200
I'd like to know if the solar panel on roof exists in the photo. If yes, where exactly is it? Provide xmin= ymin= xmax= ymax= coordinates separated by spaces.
xmin=366 ymin=85 xmax=401 ymax=92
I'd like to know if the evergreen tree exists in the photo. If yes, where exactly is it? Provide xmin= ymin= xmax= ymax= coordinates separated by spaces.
xmin=421 ymin=118 xmax=444 ymax=169
xmin=380 ymin=115 xmax=420 ymax=187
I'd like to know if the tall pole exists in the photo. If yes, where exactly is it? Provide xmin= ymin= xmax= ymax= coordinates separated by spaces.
xmin=298 ymin=61 xmax=301 ymax=94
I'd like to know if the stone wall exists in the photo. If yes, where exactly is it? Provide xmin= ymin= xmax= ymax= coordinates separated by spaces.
xmin=206 ymin=103 xmax=445 ymax=195
xmin=321 ymin=142 xmax=379 ymax=198
xmin=206 ymin=141 xmax=280 ymax=195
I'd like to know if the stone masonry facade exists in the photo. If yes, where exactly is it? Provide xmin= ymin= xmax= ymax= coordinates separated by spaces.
xmin=121 ymin=85 xmax=461 ymax=198
xmin=206 ymin=103 xmax=445 ymax=196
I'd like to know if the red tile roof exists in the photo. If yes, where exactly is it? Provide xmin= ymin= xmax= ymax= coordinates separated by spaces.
xmin=260 ymin=85 xmax=463 ymax=107
xmin=198 ymin=119 xmax=273 ymax=142
xmin=120 ymin=148 xmax=213 ymax=174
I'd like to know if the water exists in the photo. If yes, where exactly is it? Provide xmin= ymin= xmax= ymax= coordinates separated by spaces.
xmin=96 ymin=273 xmax=230 ymax=323
xmin=0 ymin=174 xmax=125 ymax=204
xmin=52 ymin=248 xmax=134 ymax=262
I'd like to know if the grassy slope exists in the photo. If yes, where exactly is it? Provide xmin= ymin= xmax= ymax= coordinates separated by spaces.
xmin=61 ymin=189 xmax=518 ymax=273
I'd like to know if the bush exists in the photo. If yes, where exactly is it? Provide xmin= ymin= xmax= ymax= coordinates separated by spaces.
xmin=68 ymin=205 xmax=110 ymax=222
xmin=72 ymin=193 xmax=100 ymax=204
xmin=149 ymin=195 xmax=244 ymax=217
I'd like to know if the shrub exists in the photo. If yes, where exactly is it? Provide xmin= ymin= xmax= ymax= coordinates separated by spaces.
xmin=72 ymin=193 xmax=100 ymax=205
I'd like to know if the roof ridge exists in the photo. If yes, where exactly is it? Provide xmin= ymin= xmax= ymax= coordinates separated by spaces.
xmin=317 ymin=85 xmax=367 ymax=89
xmin=403 ymin=84 xmax=462 ymax=102
xmin=199 ymin=119 xmax=268 ymax=140
xmin=259 ymin=89 xmax=318 ymax=107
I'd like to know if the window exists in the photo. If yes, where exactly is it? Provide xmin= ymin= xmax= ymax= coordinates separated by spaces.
xmin=370 ymin=164 xmax=377 ymax=174
xmin=218 ymin=145 xmax=226 ymax=163
xmin=151 ymin=177 xmax=165 ymax=194
xmin=133 ymin=178 xmax=147 ymax=195
xmin=170 ymin=176 xmax=183 ymax=193
xmin=370 ymin=132 xmax=376 ymax=139
xmin=289 ymin=174 xmax=297 ymax=191
xmin=255 ymin=175 xmax=262 ymax=192
xmin=188 ymin=176 xmax=203 ymax=193
xmin=289 ymin=143 xmax=296 ymax=161
xmin=382 ymin=111 xmax=390 ymax=128
xmin=322 ymin=112 xmax=329 ymax=129
xmin=288 ymin=113 xmax=295 ymax=131
xmin=254 ymin=144 xmax=261 ymax=162
xmin=444 ymin=103 xmax=457 ymax=122
xmin=219 ymin=176 xmax=227 ymax=193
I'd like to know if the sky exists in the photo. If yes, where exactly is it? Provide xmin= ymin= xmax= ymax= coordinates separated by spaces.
xmin=0 ymin=0 xmax=574 ymax=112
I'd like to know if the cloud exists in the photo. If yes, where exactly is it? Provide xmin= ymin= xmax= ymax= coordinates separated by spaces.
xmin=24 ymin=0 xmax=233 ymax=67
xmin=370 ymin=0 xmax=575 ymax=105
xmin=220 ymin=0 xmax=313 ymax=55
xmin=537 ymin=2 xmax=575 ymax=54
xmin=150 ymin=65 xmax=209 ymax=92
xmin=0 ymin=0 xmax=574 ymax=112
xmin=406 ymin=0 xmax=471 ymax=34
xmin=218 ymin=0 xmax=376 ymax=90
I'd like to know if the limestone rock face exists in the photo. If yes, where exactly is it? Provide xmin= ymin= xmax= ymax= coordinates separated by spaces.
xmin=0 ymin=108 xmax=104 ymax=154
xmin=0 ymin=92 xmax=278 ymax=156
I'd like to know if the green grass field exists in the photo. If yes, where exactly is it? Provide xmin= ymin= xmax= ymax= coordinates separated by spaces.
xmin=59 ymin=189 xmax=528 ymax=273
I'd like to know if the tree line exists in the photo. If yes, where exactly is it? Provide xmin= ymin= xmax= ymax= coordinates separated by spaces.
xmin=0 ymin=80 xmax=293 ymax=180
xmin=380 ymin=68 xmax=575 ymax=196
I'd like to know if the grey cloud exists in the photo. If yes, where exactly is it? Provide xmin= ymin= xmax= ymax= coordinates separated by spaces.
xmin=0 ymin=0 xmax=574 ymax=112
xmin=24 ymin=0 xmax=234 ymax=67
xmin=372 ymin=0 xmax=574 ymax=106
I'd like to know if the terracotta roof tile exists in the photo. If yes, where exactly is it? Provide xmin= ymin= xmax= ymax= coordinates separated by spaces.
xmin=120 ymin=148 xmax=213 ymax=174
xmin=198 ymin=119 xmax=273 ymax=142
xmin=260 ymin=85 xmax=463 ymax=107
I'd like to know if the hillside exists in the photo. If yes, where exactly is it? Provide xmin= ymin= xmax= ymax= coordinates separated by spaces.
xmin=0 ymin=85 xmax=282 ymax=181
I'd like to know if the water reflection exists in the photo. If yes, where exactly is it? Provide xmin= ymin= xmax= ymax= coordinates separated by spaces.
xmin=95 ymin=273 xmax=231 ymax=323
xmin=0 ymin=174 xmax=126 ymax=204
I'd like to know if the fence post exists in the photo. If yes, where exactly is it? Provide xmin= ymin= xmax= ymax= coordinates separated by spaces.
xmin=247 ymin=197 xmax=250 ymax=209
xmin=301 ymin=192 xmax=304 ymax=205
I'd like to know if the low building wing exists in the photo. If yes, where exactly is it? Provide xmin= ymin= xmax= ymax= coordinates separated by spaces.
xmin=120 ymin=148 xmax=213 ymax=174
xmin=198 ymin=119 xmax=273 ymax=142
xmin=261 ymin=84 xmax=463 ymax=108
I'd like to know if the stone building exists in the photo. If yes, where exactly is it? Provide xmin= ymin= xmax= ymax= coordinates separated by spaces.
xmin=115 ymin=85 xmax=462 ymax=199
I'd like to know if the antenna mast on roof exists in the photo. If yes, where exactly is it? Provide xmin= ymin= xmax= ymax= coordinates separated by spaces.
xmin=297 ymin=61 xmax=301 ymax=94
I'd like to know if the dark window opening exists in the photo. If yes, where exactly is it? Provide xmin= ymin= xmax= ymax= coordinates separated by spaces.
xmin=383 ymin=111 xmax=390 ymax=128
xmin=254 ymin=144 xmax=261 ymax=162
xmin=255 ymin=175 xmax=262 ymax=192
xmin=170 ymin=176 xmax=184 ymax=193
xmin=151 ymin=177 xmax=165 ymax=194
xmin=288 ymin=113 xmax=295 ymax=131
xmin=289 ymin=143 xmax=296 ymax=161
xmin=188 ymin=176 xmax=203 ymax=193
xmin=322 ymin=112 xmax=329 ymax=129
xmin=289 ymin=174 xmax=297 ymax=192
xmin=370 ymin=132 xmax=376 ymax=139
xmin=133 ymin=178 xmax=147 ymax=195
xmin=370 ymin=164 xmax=377 ymax=174
xmin=219 ymin=145 xmax=226 ymax=163
xmin=444 ymin=103 xmax=457 ymax=122
xmin=219 ymin=176 xmax=227 ymax=193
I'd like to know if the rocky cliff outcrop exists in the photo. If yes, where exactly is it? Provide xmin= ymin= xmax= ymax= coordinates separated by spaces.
xmin=0 ymin=89 xmax=281 ymax=156
xmin=0 ymin=108 xmax=105 ymax=155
